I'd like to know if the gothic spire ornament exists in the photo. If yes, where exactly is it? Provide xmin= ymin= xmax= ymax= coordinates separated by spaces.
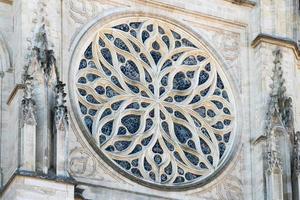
xmin=21 ymin=76 xmax=36 ymax=126
xmin=54 ymin=81 xmax=68 ymax=131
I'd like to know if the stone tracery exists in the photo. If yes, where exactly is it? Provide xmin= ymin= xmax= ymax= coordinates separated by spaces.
xmin=75 ymin=17 xmax=236 ymax=186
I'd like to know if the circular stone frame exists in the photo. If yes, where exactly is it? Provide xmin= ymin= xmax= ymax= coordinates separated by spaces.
xmin=68 ymin=11 xmax=241 ymax=191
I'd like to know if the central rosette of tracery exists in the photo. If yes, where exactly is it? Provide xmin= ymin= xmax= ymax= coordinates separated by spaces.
xmin=75 ymin=18 xmax=235 ymax=186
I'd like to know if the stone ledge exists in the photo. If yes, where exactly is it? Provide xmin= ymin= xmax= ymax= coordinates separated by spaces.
xmin=224 ymin=0 xmax=256 ymax=7
xmin=251 ymin=33 xmax=300 ymax=68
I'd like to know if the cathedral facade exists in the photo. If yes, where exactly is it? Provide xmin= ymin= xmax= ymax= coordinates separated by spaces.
xmin=0 ymin=0 xmax=300 ymax=199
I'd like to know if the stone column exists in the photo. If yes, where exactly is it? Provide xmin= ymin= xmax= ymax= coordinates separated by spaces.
xmin=20 ymin=77 xmax=36 ymax=172
xmin=293 ymin=132 xmax=300 ymax=200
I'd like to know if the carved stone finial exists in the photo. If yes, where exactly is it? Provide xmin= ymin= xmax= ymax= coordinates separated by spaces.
xmin=293 ymin=132 xmax=300 ymax=176
xmin=54 ymin=81 xmax=68 ymax=131
xmin=21 ymin=77 xmax=36 ymax=126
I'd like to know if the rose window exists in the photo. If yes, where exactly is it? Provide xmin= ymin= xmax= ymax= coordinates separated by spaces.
xmin=74 ymin=17 xmax=236 ymax=187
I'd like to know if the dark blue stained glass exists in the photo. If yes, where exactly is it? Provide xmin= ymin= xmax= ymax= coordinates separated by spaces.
xmin=141 ymin=102 xmax=150 ymax=107
xmin=149 ymin=109 xmax=154 ymax=118
xmin=104 ymin=33 xmax=114 ymax=41
xmin=117 ymin=53 xmax=125 ymax=63
xmin=117 ymin=126 xmax=127 ymax=135
xmin=219 ymin=142 xmax=226 ymax=158
xmin=84 ymin=43 xmax=93 ymax=59
xmin=175 ymin=41 xmax=181 ymax=48
xmin=88 ymin=109 xmax=97 ymax=116
xmin=78 ymin=88 xmax=87 ymax=96
xmin=131 ymin=159 xmax=139 ymax=167
xmin=150 ymin=51 xmax=161 ymax=64
xmin=200 ymin=87 xmax=210 ymax=96
xmin=147 ymin=24 xmax=153 ymax=32
xmin=215 ymin=133 xmax=222 ymax=141
xmin=217 ymin=74 xmax=224 ymax=89
xmin=161 ymin=75 xmax=168 ymax=86
xmin=121 ymin=115 xmax=141 ymax=134
xmin=211 ymin=100 xmax=223 ymax=109
xmin=194 ymin=106 xmax=206 ymax=118
xmin=190 ymin=95 xmax=201 ymax=104
xmin=88 ymin=61 xmax=97 ymax=69
xmin=152 ymin=141 xmax=163 ymax=154
xmin=121 ymin=60 xmax=140 ymax=81
xmin=186 ymin=71 xmax=195 ymax=78
xmin=205 ymin=63 xmax=211 ymax=71
xmin=197 ymin=55 xmax=205 ymax=62
xmin=84 ymin=116 xmax=93 ymax=133
xmin=162 ymin=35 xmax=170 ymax=48
xmin=224 ymin=119 xmax=231 ymax=126
xmin=198 ymin=70 xmax=209 ymax=85
xmin=158 ymin=26 xmax=165 ymax=34
xmin=164 ymin=96 xmax=173 ymax=102
xmin=101 ymin=48 xmax=113 ymax=65
xmin=172 ymin=52 xmax=184 ymax=61
xmin=173 ymin=72 xmax=191 ymax=90
xmin=114 ymin=38 xmax=130 ymax=52
xmin=129 ymin=40 xmax=140 ymax=52
xmin=154 ymin=154 xmax=162 ymax=165
xmin=106 ymin=145 xmax=115 ymax=152
xmin=126 ymin=102 xmax=140 ymax=109
xmin=160 ymin=111 xmax=166 ymax=120
xmin=86 ymin=73 xmax=99 ymax=82
xmin=99 ymin=135 xmax=106 ymax=144
xmin=95 ymin=86 xmax=105 ymax=95
xmin=199 ymin=162 xmax=208 ymax=169
xmin=100 ymin=62 xmax=112 ymax=76
xmin=174 ymin=151 xmax=184 ymax=163
xmin=161 ymin=174 xmax=167 ymax=182
xmin=142 ymin=31 xmax=150 ymax=43
xmin=171 ymin=30 xmax=181 ymax=39
xmin=165 ymin=106 xmax=173 ymax=113
xmin=174 ymin=176 xmax=185 ymax=184
xmin=187 ymin=140 xmax=196 ymax=149
xmin=114 ymin=141 xmax=131 ymax=151
xmin=185 ymin=172 xmax=199 ymax=180
xmin=129 ymin=22 xmax=141 ymax=29
xmin=223 ymin=107 xmax=231 ymax=114
xmin=111 ymin=76 xmax=123 ymax=89
xmin=162 ymin=121 xmax=169 ymax=134
xmin=100 ymin=108 xmax=112 ymax=119
xmin=79 ymin=102 xmax=87 ymax=114
xmin=130 ymin=29 xmax=137 ymax=37
xmin=101 ymin=120 xmax=113 ymax=136
xmin=141 ymin=135 xmax=152 ymax=146
xmin=126 ymin=83 xmax=139 ymax=93
xmin=111 ymin=100 xmax=123 ymax=110
xmin=78 ymin=77 xmax=87 ymax=84
xmin=201 ymin=128 xmax=210 ymax=139
xmin=152 ymin=41 xmax=160 ymax=50
xmin=163 ymin=138 xmax=174 ymax=151
xmin=144 ymin=118 xmax=153 ymax=132
xmin=149 ymin=172 xmax=155 ymax=181
xmin=115 ymin=160 xmax=131 ymax=170
xmin=106 ymin=86 xmax=119 ymax=98
xmin=131 ymin=168 xmax=142 ymax=177
xmin=200 ymin=139 xmax=211 ymax=154
xmin=224 ymin=132 xmax=231 ymax=143
xmin=174 ymin=111 xmax=187 ymax=121
xmin=113 ymin=24 xmax=129 ymax=32
xmin=174 ymin=95 xmax=188 ymax=102
xmin=141 ymin=91 xmax=149 ymax=97
xmin=148 ymin=84 xmax=154 ymax=94
xmin=177 ymin=167 xmax=184 ymax=175
xmin=140 ymin=53 xmax=151 ymax=66
xmin=212 ymin=121 xmax=224 ymax=129
xmin=184 ymin=151 xmax=199 ymax=165
xmin=79 ymin=59 xmax=87 ymax=69
xmin=182 ymin=56 xmax=197 ymax=65
xmin=222 ymin=91 xmax=229 ymax=101
xmin=213 ymin=89 xmax=221 ymax=96
xmin=182 ymin=38 xmax=197 ymax=48
xmin=161 ymin=59 xmax=172 ymax=70
xmin=159 ymin=87 xmax=165 ymax=95
xmin=207 ymin=109 xmax=216 ymax=118
xmin=192 ymin=117 xmax=201 ymax=128
xmin=144 ymin=69 xmax=152 ymax=83
xmin=86 ymin=95 xmax=99 ymax=104
xmin=98 ymin=37 xmax=105 ymax=47
xmin=144 ymin=158 xmax=152 ymax=171
xmin=174 ymin=123 xmax=192 ymax=143
xmin=164 ymin=163 xmax=172 ymax=175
